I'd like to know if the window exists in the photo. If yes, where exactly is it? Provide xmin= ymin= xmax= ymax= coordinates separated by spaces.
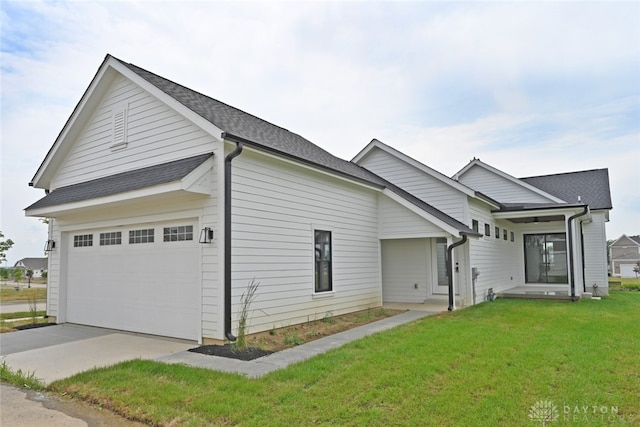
xmin=130 ymin=229 xmax=154 ymax=244
xmin=484 ymin=224 xmax=490 ymax=237
xmin=100 ymin=232 xmax=122 ymax=246
xmin=163 ymin=225 xmax=193 ymax=242
xmin=314 ymin=230 xmax=332 ymax=293
xmin=472 ymin=220 xmax=479 ymax=233
xmin=503 ymin=229 xmax=508 ymax=240
xmin=524 ymin=233 xmax=568 ymax=283
xmin=495 ymin=226 xmax=500 ymax=239
xmin=74 ymin=234 xmax=93 ymax=247
xmin=510 ymin=231 xmax=515 ymax=242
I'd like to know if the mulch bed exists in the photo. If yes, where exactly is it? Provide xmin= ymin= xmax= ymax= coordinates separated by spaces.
xmin=188 ymin=344 xmax=273 ymax=361
xmin=14 ymin=322 xmax=56 ymax=331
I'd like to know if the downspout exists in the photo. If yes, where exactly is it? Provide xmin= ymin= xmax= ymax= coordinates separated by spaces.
xmin=447 ymin=234 xmax=468 ymax=311
xmin=580 ymin=221 xmax=586 ymax=292
xmin=224 ymin=140 xmax=244 ymax=341
xmin=567 ymin=206 xmax=588 ymax=302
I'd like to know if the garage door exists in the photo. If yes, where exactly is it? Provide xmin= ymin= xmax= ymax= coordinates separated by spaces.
xmin=620 ymin=264 xmax=638 ymax=278
xmin=66 ymin=221 xmax=200 ymax=340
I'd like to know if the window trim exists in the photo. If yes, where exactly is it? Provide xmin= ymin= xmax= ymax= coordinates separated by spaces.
xmin=163 ymin=225 xmax=194 ymax=242
xmin=472 ymin=219 xmax=479 ymax=233
xmin=495 ymin=226 xmax=500 ymax=239
xmin=129 ymin=228 xmax=155 ymax=244
xmin=484 ymin=224 xmax=491 ymax=237
xmin=314 ymin=229 xmax=333 ymax=294
xmin=73 ymin=234 xmax=93 ymax=247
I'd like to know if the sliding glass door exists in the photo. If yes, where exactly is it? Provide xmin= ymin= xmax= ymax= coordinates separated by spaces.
xmin=524 ymin=233 xmax=568 ymax=284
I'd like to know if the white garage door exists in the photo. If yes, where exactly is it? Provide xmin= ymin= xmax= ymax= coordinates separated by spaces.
xmin=66 ymin=221 xmax=200 ymax=340
xmin=620 ymin=264 xmax=638 ymax=278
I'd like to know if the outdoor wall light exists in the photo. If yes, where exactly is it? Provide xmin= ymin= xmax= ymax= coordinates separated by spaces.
xmin=199 ymin=227 xmax=215 ymax=244
xmin=44 ymin=239 xmax=56 ymax=253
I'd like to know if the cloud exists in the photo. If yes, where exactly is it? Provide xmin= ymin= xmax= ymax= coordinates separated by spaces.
xmin=1 ymin=0 xmax=638 ymax=262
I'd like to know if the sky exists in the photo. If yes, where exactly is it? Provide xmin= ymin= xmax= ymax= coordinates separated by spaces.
xmin=1 ymin=0 xmax=639 ymax=266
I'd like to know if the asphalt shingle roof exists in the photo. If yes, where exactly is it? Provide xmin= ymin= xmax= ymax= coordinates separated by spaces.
xmin=14 ymin=257 xmax=48 ymax=270
xmin=521 ymin=169 xmax=612 ymax=210
xmin=117 ymin=58 xmax=476 ymax=236
xmin=26 ymin=154 xmax=212 ymax=210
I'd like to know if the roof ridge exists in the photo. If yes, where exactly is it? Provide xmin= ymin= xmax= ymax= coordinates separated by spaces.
xmin=521 ymin=168 xmax=608 ymax=180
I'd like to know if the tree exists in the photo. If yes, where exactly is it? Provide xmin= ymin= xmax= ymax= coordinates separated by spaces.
xmin=13 ymin=268 xmax=23 ymax=284
xmin=634 ymin=261 xmax=640 ymax=279
xmin=0 ymin=231 xmax=14 ymax=264
xmin=0 ymin=267 xmax=8 ymax=283
xmin=26 ymin=268 xmax=34 ymax=288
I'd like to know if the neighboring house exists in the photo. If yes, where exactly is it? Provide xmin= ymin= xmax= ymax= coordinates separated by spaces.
xmin=25 ymin=55 xmax=612 ymax=343
xmin=13 ymin=257 xmax=48 ymax=278
xmin=609 ymin=235 xmax=640 ymax=277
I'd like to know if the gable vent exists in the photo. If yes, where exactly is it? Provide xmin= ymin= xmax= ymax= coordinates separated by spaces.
xmin=111 ymin=104 xmax=128 ymax=150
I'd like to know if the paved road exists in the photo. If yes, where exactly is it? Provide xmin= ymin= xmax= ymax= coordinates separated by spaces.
xmin=0 ymin=300 xmax=46 ymax=314
xmin=0 ymin=384 xmax=144 ymax=426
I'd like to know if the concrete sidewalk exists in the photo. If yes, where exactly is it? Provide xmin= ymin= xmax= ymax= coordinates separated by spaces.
xmin=156 ymin=310 xmax=438 ymax=378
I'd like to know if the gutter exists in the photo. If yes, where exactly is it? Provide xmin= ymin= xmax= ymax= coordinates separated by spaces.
xmin=223 ymin=138 xmax=244 ymax=341
xmin=567 ymin=206 xmax=588 ymax=301
xmin=447 ymin=234 xmax=469 ymax=311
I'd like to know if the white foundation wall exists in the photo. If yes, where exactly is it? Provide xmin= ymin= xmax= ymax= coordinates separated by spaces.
xmin=230 ymin=149 xmax=382 ymax=335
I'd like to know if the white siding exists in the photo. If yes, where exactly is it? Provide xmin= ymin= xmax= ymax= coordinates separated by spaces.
xmin=46 ymin=219 xmax=63 ymax=319
xmin=468 ymin=199 xmax=521 ymax=300
xmin=582 ymin=211 xmax=609 ymax=294
xmin=230 ymin=150 xmax=381 ymax=335
xmin=458 ymin=165 xmax=555 ymax=204
xmin=381 ymin=239 xmax=430 ymax=303
xmin=359 ymin=148 xmax=467 ymax=222
xmin=53 ymin=75 xmax=216 ymax=189
xmin=378 ymin=195 xmax=446 ymax=239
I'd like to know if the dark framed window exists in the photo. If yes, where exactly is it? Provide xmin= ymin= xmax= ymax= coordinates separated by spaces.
xmin=503 ymin=229 xmax=508 ymax=240
xmin=130 ymin=229 xmax=154 ymax=244
xmin=73 ymin=234 xmax=93 ymax=247
xmin=314 ymin=230 xmax=332 ymax=293
xmin=163 ymin=225 xmax=193 ymax=242
xmin=524 ymin=233 xmax=568 ymax=283
xmin=511 ymin=231 xmax=515 ymax=242
xmin=495 ymin=226 xmax=500 ymax=239
xmin=484 ymin=224 xmax=491 ymax=237
xmin=472 ymin=220 xmax=479 ymax=233
xmin=100 ymin=232 xmax=122 ymax=246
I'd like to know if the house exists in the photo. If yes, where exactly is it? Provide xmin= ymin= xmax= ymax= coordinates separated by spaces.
xmin=13 ymin=257 xmax=48 ymax=278
xmin=25 ymin=55 xmax=612 ymax=343
xmin=609 ymin=235 xmax=640 ymax=277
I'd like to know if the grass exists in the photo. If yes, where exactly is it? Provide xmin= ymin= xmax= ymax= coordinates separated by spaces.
xmin=0 ymin=286 xmax=47 ymax=302
xmin=47 ymin=292 xmax=640 ymax=426
xmin=0 ymin=311 xmax=46 ymax=320
xmin=609 ymin=276 xmax=640 ymax=291
xmin=0 ymin=317 xmax=51 ymax=333
xmin=0 ymin=359 xmax=46 ymax=391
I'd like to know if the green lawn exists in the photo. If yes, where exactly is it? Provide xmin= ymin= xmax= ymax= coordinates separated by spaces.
xmin=0 ymin=286 xmax=47 ymax=302
xmin=48 ymin=293 xmax=639 ymax=426
xmin=609 ymin=276 xmax=640 ymax=291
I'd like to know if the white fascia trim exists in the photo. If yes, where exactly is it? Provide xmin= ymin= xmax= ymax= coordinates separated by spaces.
xmin=109 ymin=59 xmax=225 ymax=142
xmin=239 ymin=143 xmax=382 ymax=192
xmin=492 ymin=206 xmax=587 ymax=220
xmin=354 ymin=140 xmax=476 ymax=197
xmin=381 ymin=188 xmax=461 ymax=237
xmin=454 ymin=160 xmax=565 ymax=204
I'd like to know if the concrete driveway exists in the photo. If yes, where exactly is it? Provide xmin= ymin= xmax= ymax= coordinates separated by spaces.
xmin=0 ymin=324 xmax=194 ymax=385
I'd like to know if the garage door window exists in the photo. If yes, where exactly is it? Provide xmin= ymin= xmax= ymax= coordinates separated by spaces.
xmin=163 ymin=225 xmax=193 ymax=242
xmin=100 ymin=232 xmax=122 ymax=246
xmin=130 ymin=229 xmax=154 ymax=244
xmin=74 ymin=234 xmax=93 ymax=247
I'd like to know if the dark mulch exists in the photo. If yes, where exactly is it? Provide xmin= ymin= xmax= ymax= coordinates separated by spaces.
xmin=188 ymin=344 xmax=273 ymax=361
xmin=14 ymin=323 xmax=57 ymax=331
